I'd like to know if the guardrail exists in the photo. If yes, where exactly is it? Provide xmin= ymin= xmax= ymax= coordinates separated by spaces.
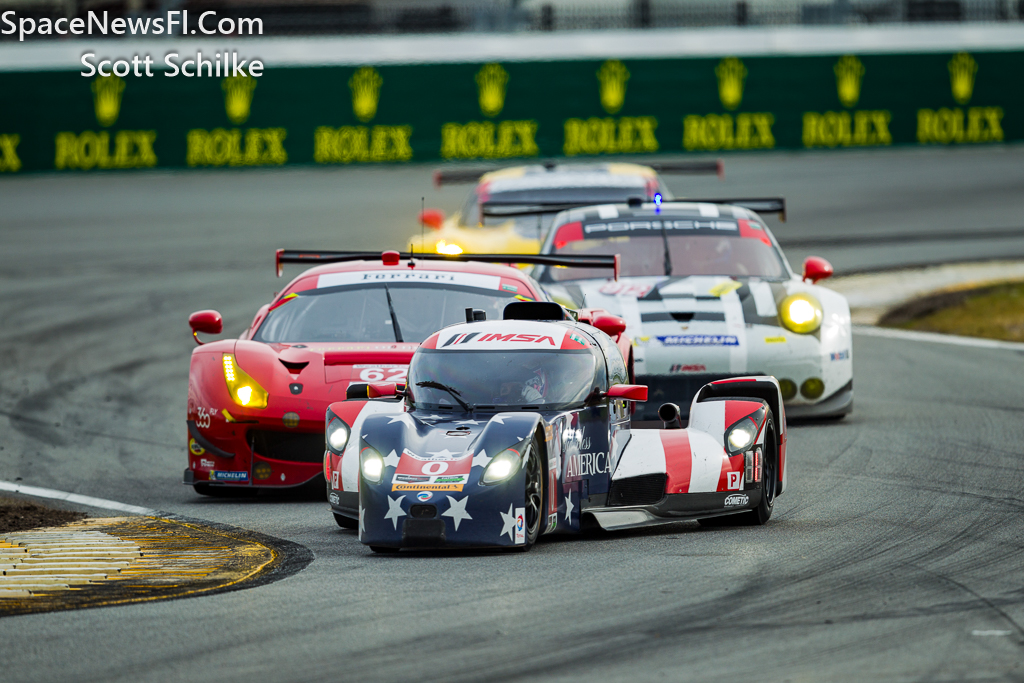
xmin=0 ymin=28 xmax=1020 ymax=173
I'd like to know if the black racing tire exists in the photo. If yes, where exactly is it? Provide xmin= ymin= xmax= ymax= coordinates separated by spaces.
xmin=519 ymin=430 xmax=545 ymax=551
xmin=333 ymin=512 xmax=358 ymax=529
xmin=192 ymin=483 xmax=249 ymax=498
xmin=697 ymin=412 xmax=777 ymax=527
xmin=370 ymin=546 xmax=400 ymax=554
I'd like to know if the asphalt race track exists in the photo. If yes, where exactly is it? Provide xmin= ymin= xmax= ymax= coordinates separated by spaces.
xmin=2 ymin=145 xmax=1024 ymax=682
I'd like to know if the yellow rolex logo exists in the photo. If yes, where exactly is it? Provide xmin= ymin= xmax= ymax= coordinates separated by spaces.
xmin=92 ymin=75 xmax=125 ymax=127
xmin=715 ymin=57 xmax=747 ymax=111
xmin=597 ymin=60 xmax=630 ymax=115
xmin=948 ymin=52 xmax=978 ymax=105
xmin=222 ymin=76 xmax=257 ymax=125
xmin=476 ymin=63 xmax=508 ymax=118
xmin=834 ymin=55 xmax=865 ymax=108
xmin=350 ymin=66 xmax=383 ymax=123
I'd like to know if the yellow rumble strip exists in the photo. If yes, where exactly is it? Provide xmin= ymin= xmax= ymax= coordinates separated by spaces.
xmin=0 ymin=515 xmax=303 ymax=616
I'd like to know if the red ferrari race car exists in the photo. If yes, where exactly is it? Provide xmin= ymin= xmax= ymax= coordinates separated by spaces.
xmin=184 ymin=249 xmax=621 ymax=496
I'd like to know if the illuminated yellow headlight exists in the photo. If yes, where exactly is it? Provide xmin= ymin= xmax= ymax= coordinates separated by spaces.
xmin=222 ymin=354 xmax=268 ymax=409
xmin=778 ymin=293 xmax=823 ymax=334
xmin=435 ymin=240 xmax=464 ymax=255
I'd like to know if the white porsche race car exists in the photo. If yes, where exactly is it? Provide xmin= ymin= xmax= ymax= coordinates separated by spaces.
xmin=534 ymin=198 xmax=852 ymax=422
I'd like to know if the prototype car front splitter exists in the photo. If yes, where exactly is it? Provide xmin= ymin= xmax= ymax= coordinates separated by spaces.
xmin=586 ymin=490 xmax=764 ymax=531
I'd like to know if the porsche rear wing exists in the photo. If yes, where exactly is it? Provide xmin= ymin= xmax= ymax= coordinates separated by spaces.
xmin=275 ymin=249 xmax=620 ymax=280
xmin=432 ymin=159 xmax=723 ymax=187
xmin=481 ymin=196 xmax=786 ymax=222
xmin=688 ymin=197 xmax=787 ymax=222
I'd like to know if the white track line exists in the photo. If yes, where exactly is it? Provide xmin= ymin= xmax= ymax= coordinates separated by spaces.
xmin=0 ymin=482 xmax=157 ymax=516
xmin=853 ymin=325 xmax=1024 ymax=352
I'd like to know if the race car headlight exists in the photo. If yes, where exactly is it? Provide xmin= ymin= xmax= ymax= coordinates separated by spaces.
xmin=482 ymin=448 xmax=522 ymax=485
xmin=326 ymin=417 xmax=350 ymax=453
xmin=222 ymin=354 xmax=268 ymax=409
xmin=726 ymin=420 xmax=758 ymax=455
xmin=435 ymin=240 xmax=463 ymax=255
xmin=778 ymin=293 xmax=823 ymax=334
xmin=360 ymin=447 xmax=384 ymax=484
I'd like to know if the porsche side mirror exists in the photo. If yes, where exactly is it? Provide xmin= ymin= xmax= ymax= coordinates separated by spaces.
xmin=346 ymin=382 xmax=404 ymax=400
xmin=607 ymin=384 xmax=648 ymax=402
xmin=189 ymin=310 xmax=223 ymax=345
xmin=802 ymin=256 xmax=834 ymax=284
xmin=591 ymin=313 xmax=627 ymax=338
xmin=419 ymin=208 xmax=445 ymax=230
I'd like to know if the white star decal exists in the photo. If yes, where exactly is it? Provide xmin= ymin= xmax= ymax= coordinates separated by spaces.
xmin=471 ymin=449 xmax=492 ymax=469
xmin=358 ymin=506 xmax=365 ymax=538
xmin=499 ymin=503 xmax=517 ymax=541
xmin=442 ymin=495 xmax=472 ymax=531
xmin=564 ymin=490 xmax=574 ymax=522
xmin=384 ymin=495 xmax=406 ymax=529
xmin=387 ymin=414 xmax=410 ymax=424
xmin=427 ymin=448 xmax=460 ymax=459
xmin=420 ymin=414 xmax=446 ymax=421
xmin=490 ymin=415 xmax=506 ymax=424
xmin=454 ymin=419 xmax=481 ymax=425
xmin=382 ymin=449 xmax=400 ymax=468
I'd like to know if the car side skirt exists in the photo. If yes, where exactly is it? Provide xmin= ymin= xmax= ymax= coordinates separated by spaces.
xmin=586 ymin=490 xmax=762 ymax=531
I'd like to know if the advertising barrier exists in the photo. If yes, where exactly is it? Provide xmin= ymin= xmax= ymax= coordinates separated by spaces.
xmin=0 ymin=47 xmax=1020 ymax=173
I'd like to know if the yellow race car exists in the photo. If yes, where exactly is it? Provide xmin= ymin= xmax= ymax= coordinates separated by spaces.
xmin=412 ymin=160 xmax=722 ymax=256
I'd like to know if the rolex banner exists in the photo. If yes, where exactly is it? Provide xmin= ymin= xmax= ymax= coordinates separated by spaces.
xmin=0 ymin=50 xmax=1019 ymax=173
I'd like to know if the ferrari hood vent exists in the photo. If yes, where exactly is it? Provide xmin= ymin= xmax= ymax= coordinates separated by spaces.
xmin=279 ymin=359 xmax=309 ymax=373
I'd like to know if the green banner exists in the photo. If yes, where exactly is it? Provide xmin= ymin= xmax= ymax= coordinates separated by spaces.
xmin=0 ymin=49 xmax=1018 ymax=173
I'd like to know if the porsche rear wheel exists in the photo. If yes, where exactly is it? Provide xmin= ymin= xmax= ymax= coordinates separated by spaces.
xmin=521 ymin=431 xmax=545 ymax=551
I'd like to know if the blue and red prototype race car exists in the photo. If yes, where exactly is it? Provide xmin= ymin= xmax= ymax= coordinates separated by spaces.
xmin=331 ymin=302 xmax=787 ymax=552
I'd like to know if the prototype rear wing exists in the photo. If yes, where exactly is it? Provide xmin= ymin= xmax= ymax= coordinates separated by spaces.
xmin=432 ymin=167 xmax=496 ymax=187
xmin=481 ymin=201 xmax=582 ymax=218
xmin=647 ymin=159 xmax=724 ymax=179
xmin=686 ymin=197 xmax=787 ymax=222
xmin=432 ymin=159 xmax=723 ymax=187
xmin=275 ymin=249 xmax=620 ymax=280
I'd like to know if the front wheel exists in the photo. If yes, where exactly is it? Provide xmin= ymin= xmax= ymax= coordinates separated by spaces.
xmin=519 ymin=430 xmax=545 ymax=551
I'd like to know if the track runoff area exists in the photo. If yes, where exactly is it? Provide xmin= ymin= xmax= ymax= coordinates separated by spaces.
xmin=0 ymin=144 xmax=1023 ymax=681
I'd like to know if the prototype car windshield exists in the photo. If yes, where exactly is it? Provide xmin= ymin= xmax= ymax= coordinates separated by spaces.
xmin=408 ymin=349 xmax=597 ymax=410
xmin=253 ymin=284 xmax=521 ymax=344
xmin=545 ymin=233 xmax=787 ymax=281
